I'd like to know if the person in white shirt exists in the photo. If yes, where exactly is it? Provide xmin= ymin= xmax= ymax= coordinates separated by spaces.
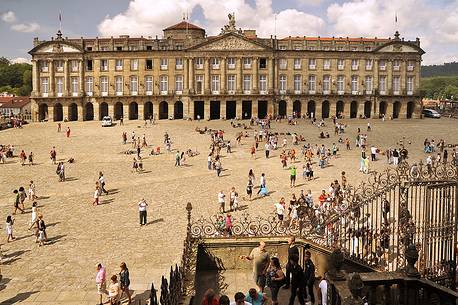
xmin=274 ymin=199 xmax=285 ymax=221
xmin=138 ymin=198 xmax=148 ymax=226
xmin=319 ymin=274 xmax=329 ymax=305
xmin=370 ymin=146 xmax=377 ymax=161
xmin=218 ymin=191 xmax=226 ymax=213
xmin=98 ymin=172 xmax=109 ymax=195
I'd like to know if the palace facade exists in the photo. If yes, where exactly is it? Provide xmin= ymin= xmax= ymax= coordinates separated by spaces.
xmin=29 ymin=16 xmax=424 ymax=122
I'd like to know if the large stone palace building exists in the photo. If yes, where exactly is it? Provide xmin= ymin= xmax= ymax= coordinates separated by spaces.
xmin=29 ymin=15 xmax=424 ymax=122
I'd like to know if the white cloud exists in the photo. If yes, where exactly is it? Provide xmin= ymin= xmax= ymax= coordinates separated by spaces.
xmin=1 ymin=11 xmax=16 ymax=23
xmin=10 ymin=57 xmax=31 ymax=64
xmin=11 ymin=22 xmax=40 ymax=33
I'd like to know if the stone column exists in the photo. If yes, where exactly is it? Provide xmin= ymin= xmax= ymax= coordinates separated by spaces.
xmin=48 ymin=104 xmax=54 ymax=122
xmin=169 ymin=101 xmax=174 ymax=119
xmin=79 ymin=60 xmax=84 ymax=94
xmin=204 ymin=99 xmax=210 ymax=120
xmin=236 ymin=99 xmax=242 ymax=118
xmin=399 ymin=99 xmax=406 ymax=118
xmin=32 ymin=60 xmax=39 ymax=96
xmin=386 ymin=101 xmax=393 ymax=119
xmin=343 ymin=100 xmax=351 ymax=118
xmin=184 ymin=58 xmax=189 ymax=92
xmin=49 ymin=60 xmax=55 ymax=97
xmin=253 ymin=57 xmax=258 ymax=92
xmin=237 ymin=58 xmax=243 ymax=94
xmin=204 ymin=58 xmax=210 ymax=94
xmin=268 ymin=57 xmax=274 ymax=92
xmin=267 ymin=99 xmax=274 ymax=116
xmin=188 ymin=58 xmax=194 ymax=93
xmin=358 ymin=100 xmax=365 ymax=117
xmin=330 ymin=100 xmax=337 ymax=118
xmin=315 ymin=101 xmax=322 ymax=119
xmin=78 ymin=103 xmax=84 ymax=121
xmin=372 ymin=98 xmax=379 ymax=118
xmin=63 ymin=104 xmax=69 ymax=121
xmin=123 ymin=103 xmax=129 ymax=120
xmin=286 ymin=97 xmax=293 ymax=116
xmin=221 ymin=57 xmax=226 ymax=92
xmin=184 ymin=96 xmax=192 ymax=119
xmin=138 ymin=102 xmax=144 ymax=120
xmin=220 ymin=100 xmax=226 ymax=119
xmin=64 ymin=60 xmax=70 ymax=96
xmin=252 ymin=100 xmax=258 ymax=118
xmin=93 ymin=100 xmax=100 ymax=121
xmin=108 ymin=103 xmax=115 ymax=118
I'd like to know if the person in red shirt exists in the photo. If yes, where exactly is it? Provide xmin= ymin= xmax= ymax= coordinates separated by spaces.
xmin=202 ymin=288 xmax=219 ymax=305
xmin=318 ymin=190 xmax=328 ymax=205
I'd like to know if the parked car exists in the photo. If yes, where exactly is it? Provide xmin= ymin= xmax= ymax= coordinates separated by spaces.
xmin=422 ymin=109 xmax=441 ymax=118
xmin=101 ymin=116 xmax=113 ymax=126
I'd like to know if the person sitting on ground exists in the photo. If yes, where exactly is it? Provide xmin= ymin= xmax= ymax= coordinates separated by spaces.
xmin=245 ymin=288 xmax=266 ymax=305
xmin=230 ymin=292 xmax=252 ymax=305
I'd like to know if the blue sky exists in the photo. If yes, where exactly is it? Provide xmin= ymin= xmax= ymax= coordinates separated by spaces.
xmin=1 ymin=0 xmax=457 ymax=65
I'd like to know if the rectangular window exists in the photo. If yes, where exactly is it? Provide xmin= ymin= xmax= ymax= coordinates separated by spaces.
xmin=175 ymin=75 xmax=183 ymax=93
xmin=227 ymin=57 xmax=236 ymax=69
xmin=308 ymin=75 xmax=316 ymax=92
xmin=55 ymin=60 xmax=64 ymax=72
xmin=365 ymin=59 xmax=373 ymax=70
xmin=40 ymin=77 xmax=49 ymax=93
xmin=86 ymin=60 xmax=93 ymax=71
xmin=211 ymin=58 xmax=220 ymax=69
xmin=337 ymin=59 xmax=344 ymax=70
xmin=407 ymin=76 xmax=414 ymax=94
xmin=337 ymin=75 xmax=345 ymax=93
xmin=259 ymin=58 xmax=267 ymax=69
xmin=115 ymin=59 xmax=123 ymax=71
xmin=56 ymin=77 xmax=64 ymax=95
xmin=145 ymin=76 xmax=153 ymax=94
xmin=379 ymin=60 xmax=386 ymax=71
xmin=280 ymin=58 xmax=288 ymax=70
xmin=100 ymin=59 xmax=108 ymax=71
xmin=393 ymin=76 xmax=400 ymax=94
xmin=211 ymin=75 xmax=220 ymax=93
xmin=379 ymin=76 xmax=386 ymax=94
xmin=86 ymin=46 xmax=93 ymax=51
xmin=323 ymin=59 xmax=331 ymax=70
xmin=294 ymin=58 xmax=301 ymax=69
xmin=243 ymin=58 xmax=252 ymax=69
xmin=146 ymin=45 xmax=153 ymax=50
xmin=308 ymin=58 xmax=316 ymax=69
xmin=227 ymin=75 xmax=236 ymax=92
xmin=100 ymin=46 xmax=109 ymax=51
xmin=115 ymin=76 xmax=123 ymax=95
xmin=279 ymin=75 xmax=287 ymax=92
xmin=259 ymin=75 xmax=267 ymax=92
xmin=71 ymin=60 xmax=79 ymax=72
xmin=160 ymin=58 xmax=168 ymax=70
xmin=100 ymin=76 xmax=108 ymax=95
xmin=351 ymin=75 xmax=358 ymax=93
xmin=323 ymin=75 xmax=331 ymax=93
xmin=196 ymin=75 xmax=204 ymax=94
xmin=294 ymin=75 xmax=301 ymax=92
xmin=175 ymin=58 xmax=183 ymax=69
xmin=365 ymin=76 xmax=372 ymax=93
xmin=243 ymin=75 xmax=251 ymax=92
xmin=116 ymin=46 xmax=122 ymax=51
xmin=279 ymin=45 xmax=287 ymax=50
xmin=195 ymin=58 xmax=204 ymax=69
xmin=130 ymin=76 xmax=138 ymax=94
xmin=145 ymin=59 xmax=153 ymax=70
xmin=130 ymin=59 xmax=139 ymax=71
xmin=128 ymin=45 xmax=138 ymax=51
xmin=85 ymin=77 xmax=93 ymax=94
xmin=393 ymin=59 xmax=400 ymax=71
xmin=351 ymin=59 xmax=359 ymax=70
xmin=71 ymin=77 xmax=78 ymax=94
xmin=40 ymin=61 xmax=49 ymax=72
xmin=160 ymin=75 xmax=168 ymax=93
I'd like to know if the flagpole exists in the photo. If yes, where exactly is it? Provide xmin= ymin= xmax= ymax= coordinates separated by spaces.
xmin=59 ymin=10 xmax=62 ymax=33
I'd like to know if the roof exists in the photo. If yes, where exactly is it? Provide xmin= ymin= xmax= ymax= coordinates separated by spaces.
xmin=279 ymin=36 xmax=390 ymax=43
xmin=0 ymin=96 xmax=30 ymax=109
xmin=164 ymin=21 xmax=204 ymax=31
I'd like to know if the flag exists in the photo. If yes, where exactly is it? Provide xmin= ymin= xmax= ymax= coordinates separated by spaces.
xmin=59 ymin=12 xmax=62 ymax=22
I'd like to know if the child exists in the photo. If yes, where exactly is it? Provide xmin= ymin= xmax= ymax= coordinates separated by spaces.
xmin=37 ymin=214 xmax=47 ymax=246
xmin=6 ymin=215 xmax=15 ymax=242
xmin=29 ymin=180 xmax=36 ymax=201
xmin=246 ymin=179 xmax=253 ymax=201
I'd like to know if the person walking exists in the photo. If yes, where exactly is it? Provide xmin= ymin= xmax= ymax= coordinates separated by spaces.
xmin=283 ymin=236 xmax=299 ymax=289
xmin=119 ymin=262 xmax=132 ymax=304
xmin=303 ymin=251 xmax=316 ymax=305
xmin=96 ymin=264 xmax=108 ymax=305
xmin=267 ymin=257 xmax=285 ymax=305
xmin=5 ymin=215 xmax=15 ymax=242
xmin=50 ymin=146 xmax=57 ymax=164
xmin=66 ymin=127 xmax=71 ymax=138
xmin=265 ymin=142 xmax=270 ymax=159
xmin=37 ymin=214 xmax=47 ymax=246
xmin=99 ymin=172 xmax=109 ymax=195
xmin=138 ymin=198 xmax=148 ymax=226
xmin=240 ymin=241 xmax=270 ymax=293
xmin=256 ymin=173 xmax=266 ymax=195
xmin=108 ymin=275 xmax=121 ymax=305
xmin=13 ymin=189 xmax=24 ymax=214
xmin=175 ymin=151 xmax=181 ymax=166
xmin=218 ymin=191 xmax=226 ymax=214
xmin=93 ymin=186 xmax=100 ymax=206
xmin=29 ymin=180 xmax=37 ymax=201
xmin=289 ymin=165 xmax=297 ymax=188
xmin=288 ymin=254 xmax=305 ymax=305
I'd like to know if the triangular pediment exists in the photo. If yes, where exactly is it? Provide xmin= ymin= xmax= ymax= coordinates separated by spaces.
xmin=374 ymin=41 xmax=424 ymax=54
xmin=29 ymin=41 xmax=83 ymax=55
xmin=188 ymin=33 xmax=269 ymax=51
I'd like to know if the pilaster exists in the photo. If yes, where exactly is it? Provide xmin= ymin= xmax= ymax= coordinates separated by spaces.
xmin=63 ymin=104 xmax=68 ymax=121
xmin=49 ymin=60 xmax=55 ymax=97
xmin=48 ymin=105 xmax=54 ymax=122
xmin=108 ymin=103 xmax=115 ymax=118
xmin=138 ymin=103 xmax=144 ymax=120
xmin=168 ymin=102 xmax=174 ymax=119
xmin=220 ymin=100 xmax=226 ymax=119
xmin=204 ymin=99 xmax=210 ymax=120
xmin=123 ymin=104 xmax=129 ymax=120
xmin=78 ymin=103 xmax=83 ymax=121
xmin=93 ymin=100 xmax=100 ymax=121
xmin=236 ymin=99 xmax=242 ymax=118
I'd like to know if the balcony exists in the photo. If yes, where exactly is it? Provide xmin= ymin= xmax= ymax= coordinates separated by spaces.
xmin=338 ymin=90 xmax=344 ymax=95
xmin=337 ymin=65 xmax=344 ymax=70
xmin=146 ymin=91 xmax=152 ymax=96
xmin=243 ymin=64 xmax=252 ymax=69
xmin=116 ymin=91 xmax=123 ymax=96
xmin=100 ymin=67 xmax=108 ymax=72
xmin=160 ymin=90 xmax=168 ymax=95
xmin=131 ymin=91 xmax=138 ymax=96
xmin=323 ymin=65 xmax=330 ymax=70
xmin=86 ymin=91 xmax=93 ymax=96
xmin=294 ymin=90 xmax=301 ymax=95
xmin=175 ymin=64 xmax=183 ymax=70
xmin=102 ymin=91 xmax=108 ymax=96
xmin=379 ymin=90 xmax=386 ymax=95
xmin=351 ymin=65 xmax=359 ymax=71
xmin=259 ymin=90 xmax=267 ymax=95
xmin=407 ymin=90 xmax=413 ymax=95
xmin=279 ymin=89 xmax=286 ymax=95
xmin=115 ymin=66 xmax=123 ymax=71
xmin=56 ymin=67 xmax=64 ymax=72
xmin=407 ymin=66 xmax=414 ymax=71
xmin=323 ymin=90 xmax=330 ymax=95
xmin=57 ymin=92 xmax=63 ymax=97
xmin=72 ymin=92 xmax=79 ymax=97
xmin=176 ymin=90 xmax=182 ymax=95
xmin=280 ymin=65 xmax=287 ymax=70
xmin=228 ymin=90 xmax=235 ymax=95
xmin=308 ymin=90 xmax=316 ymax=94
xmin=212 ymin=64 xmax=220 ymax=69
xmin=243 ymin=90 xmax=251 ymax=94
xmin=380 ymin=66 xmax=386 ymax=71
xmin=160 ymin=65 xmax=168 ymax=70
xmin=212 ymin=91 xmax=219 ymax=95
xmin=228 ymin=63 xmax=235 ymax=69
xmin=365 ymin=65 xmax=372 ymax=70
xmin=42 ymin=92 xmax=48 ymax=97
xmin=393 ymin=66 xmax=400 ymax=71
xmin=308 ymin=65 xmax=316 ymax=70
xmin=196 ymin=64 xmax=203 ymax=69
xmin=41 ymin=67 xmax=49 ymax=73
xmin=294 ymin=64 xmax=301 ymax=70
xmin=351 ymin=90 xmax=359 ymax=95
xmin=365 ymin=90 xmax=373 ymax=95
xmin=393 ymin=90 xmax=400 ymax=95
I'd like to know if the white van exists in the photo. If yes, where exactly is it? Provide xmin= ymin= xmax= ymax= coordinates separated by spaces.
xmin=101 ymin=116 xmax=113 ymax=127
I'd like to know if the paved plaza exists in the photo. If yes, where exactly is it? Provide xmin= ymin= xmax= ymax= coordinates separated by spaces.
xmin=0 ymin=117 xmax=457 ymax=304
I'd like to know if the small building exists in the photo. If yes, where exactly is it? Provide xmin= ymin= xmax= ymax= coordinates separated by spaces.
xmin=0 ymin=96 xmax=31 ymax=119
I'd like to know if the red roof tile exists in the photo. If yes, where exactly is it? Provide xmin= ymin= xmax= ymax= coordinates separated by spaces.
xmin=0 ymin=96 xmax=30 ymax=109
xmin=164 ymin=21 xmax=204 ymax=31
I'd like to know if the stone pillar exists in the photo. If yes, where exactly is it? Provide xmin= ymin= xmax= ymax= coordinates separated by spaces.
xmin=204 ymin=58 xmax=210 ymax=94
xmin=63 ymin=104 xmax=69 ymax=121
xmin=64 ymin=60 xmax=70 ymax=96
xmin=372 ymin=98 xmax=379 ymax=118
xmin=343 ymin=100 xmax=351 ymax=118
xmin=204 ymin=99 xmax=210 ymax=120
xmin=286 ymin=97 xmax=293 ymax=116
xmin=79 ymin=60 xmax=84 ymax=95
xmin=237 ymin=58 xmax=243 ymax=94
xmin=399 ymin=100 xmax=406 ymax=118
xmin=315 ymin=101 xmax=322 ymax=119
xmin=48 ymin=104 xmax=54 ymax=122
xmin=267 ymin=99 xmax=274 ymax=117
xmin=49 ymin=60 xmax=55 ymax=97
xmin=108 ymin=103 xmax=115 ymax=118
xmin=236 ymin=99 xmax=242 ymax=118
xmin=188 ymin=58 xmax=194 ymax=93
xmin=386 ymin=101 xmax=393 ymax=119
xmin=220 ymin=100 xmax=226 ymax=119
xmin=253 ymin=57 xmax=258 ymax=92
xmin=32 ymin=60 xmax=39 ymax=96
xmin=138 ymin=102 xmax=144 ymax=120
xmin=93 ymin=100 xmax=100 ymax=121
xmin=169 ymin=101 xmax=174 ymax=119
xmin=252 ymin=100 xmax=258 ymax=118
xmin=268 ymin=57 xmax=274 ymax=92
xmin=221 ymin=57 xmax=226 ymax=92
xmin=184 ymin=58 xmax=189 ymax=92
xmin=330 ymin=100 xmax=337 ymax=118
xmin=123 ymin=104 xmax=129 ymax=120
xmin=184 ymin=96 xmax=192 ymax=119
xmin=358 ymin=100 xmax=365 ymax=118
xmin=78 ymin=103 xmax=83 ymax=121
